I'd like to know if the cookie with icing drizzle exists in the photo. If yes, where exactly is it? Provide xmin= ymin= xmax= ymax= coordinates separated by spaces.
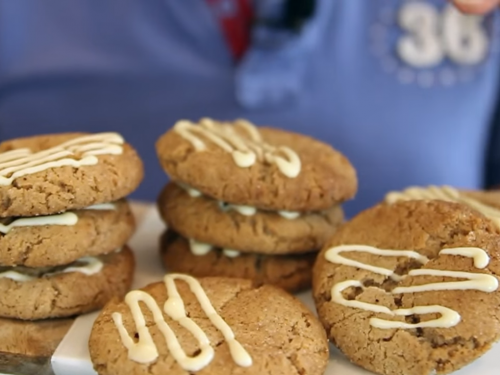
xmin=89 ymin=275 xmax=329 ymax=375
xmin=0 ymin=200 xmax=135 ymax=267
xmin=0 ymin=246 xmax=134 ymax=320
xmin=159 ymin=230 xmax=316 ymax=293
xmin=156 ymin=118 xmax=357 ymax=211
xmin=158 ymin=183 xmax=344 ymax=255
xmin=313 ymin=200 xmax=500 ymax=375
xmin=385 ymin=185 xmax=500 ymax=229
xmin=0 ymin=132 xmax=143 ymax=217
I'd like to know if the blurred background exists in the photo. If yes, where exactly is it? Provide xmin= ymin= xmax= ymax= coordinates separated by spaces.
xmin=1 ymin=0 xmax=499 ymax=216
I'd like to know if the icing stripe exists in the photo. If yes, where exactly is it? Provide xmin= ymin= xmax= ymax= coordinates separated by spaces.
xmin=0 ymin=133 xmax=124 ymax=185
xmin=325 ymin=245 xmax=498 ymax=329
xmin=325 ymin=245 xmax=429 ymax=281
xmin=174 ymin=119 xmax=301 ymax=178
xmin=385 ymin=185 xmax=500 ymax=227
xmin=112 ymin=274 xmax=252 ymax=370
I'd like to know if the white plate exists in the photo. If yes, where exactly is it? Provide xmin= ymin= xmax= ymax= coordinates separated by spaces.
xmin=51 ymin=207 xmax=500 ymax=375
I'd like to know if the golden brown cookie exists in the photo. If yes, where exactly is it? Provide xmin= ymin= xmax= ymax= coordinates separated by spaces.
xmin=156 ymin=119 xmax=357 ymax=211
xmin=0 ymin=246 xmax=135 ymax=320
xmin=160 ymin=230 xmax=315 ymax=293
xmin=89 ymin=275 xmax=329 ymax=375
xmin=158 ymin=183 xmax=343 ymax=255
xmin=0 ymin=133 xmax=144 ymax=217
xmin=0 ymin=200 xmax=134 ymax=267
xmin=313 ymin=200 xmax=500 ymax=375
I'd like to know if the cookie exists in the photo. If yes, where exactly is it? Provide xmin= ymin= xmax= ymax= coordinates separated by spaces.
xmin=160 ymin=230 xmax=315 ymax=293
xmin=89 ymin=274 xmax=329 ymax=375
xmin=158 ymin=183 xmax=344 ymax=255
xmin=313 ymin=200 xmax=500 ymax=375
xmin=0 ymin=200 xmax=135 ymax=267
xmin=385 ymin=185 xmax=500 ymax=227
xmin=0 ymin=133 xmax=144 ymax=217
xmin=156 ymin=118 xmax=357 ymax=211
xmin=0 ymin=246 xmax=135 ymax=320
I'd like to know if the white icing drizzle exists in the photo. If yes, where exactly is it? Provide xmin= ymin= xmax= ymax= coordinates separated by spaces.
xmin=112 ymin=273 xmax=252 ymax=370
xmin=385 ymin=185 xmax=500 ymax=227
xmin=370 ymin=306 xmax=461 ymax=329
xmin=174 ymin=118 xmax=301 ymax=178
xmin=0 ymin=212 xmax=78 ymax=234
xmin=325 ymin=245 xmax=429 ymax=281
xmin=438 ymin=247 xmax=489 ymax=268
xmin=0 ymin=133 xmax=124 ymax=185
xmin=0 ymin=256 xmax=104 ymax=282
xmin=332 ymin=280 xmax=461 ymax=329
xmin=392 ymin=269 xmax=498 ymax=294
xmin=189 ymin=239 xmax=241 ymax=258
xmin=325 ymin=245 xmax=499 ymax=329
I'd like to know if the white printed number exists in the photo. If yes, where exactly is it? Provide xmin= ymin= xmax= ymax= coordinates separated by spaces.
xmin=398 ymin=2 xmax=488 ymax=68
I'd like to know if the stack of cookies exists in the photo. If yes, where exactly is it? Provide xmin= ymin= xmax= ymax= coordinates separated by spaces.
xmin=155 ymin=118 xmax=357 ymax=292
xmin=0 ymin=132 xmax=143 ymax=320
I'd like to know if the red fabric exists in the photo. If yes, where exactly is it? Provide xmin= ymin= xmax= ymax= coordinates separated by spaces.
xmin=206 ymin=0 xmax=253 ymax=60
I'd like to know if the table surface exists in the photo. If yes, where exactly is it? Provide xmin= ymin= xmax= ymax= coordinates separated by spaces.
xmin=2 ymin=203 xmax=499 ymax=375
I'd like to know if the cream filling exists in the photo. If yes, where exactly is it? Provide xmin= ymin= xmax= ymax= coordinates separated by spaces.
xmin=325 ymin=244 xmax=499 ymax=329
xmin=177 ymin=183 xmax=301 ymax=220
xmin=0 ymin=202 xmax=116 ymax=234
xmin=0 ymin=254 xmax=108 ymax=282
xmin=189 ymin=238 xmax=241 ymax=258
xmin=86 ymin=203 xmax=117 ymax=210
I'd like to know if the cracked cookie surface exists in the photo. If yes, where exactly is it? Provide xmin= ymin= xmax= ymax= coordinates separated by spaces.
xmin=313 ymin=200 xmax=500 ymax=375
xmin=0 ymin=246 xmax=134 ymax=320
xmin=0 ymin=200 xmax=135 ymax=267
xmin=160 ymin=230 xmax=316 ymax=293
xmin=89 ymin=276 xmax=329 ymax=375
xmin=158 ymin=183 xmax=343 ymax=255
xmin=156 ymin=123 xmax=357 ymax=211
xmin=0 ymin=133 xmax=144 ymax=217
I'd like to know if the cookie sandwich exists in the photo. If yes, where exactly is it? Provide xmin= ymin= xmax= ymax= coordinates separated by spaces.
xmin=313 ymin=200 xmax=500 ymax=375
xmin=0 ymin=133 xmax=143 ymax=320
xmin=155 ymin=118 xmax=357 ymax=292
xmin=89 ymin=273 xmax=329 ymax=375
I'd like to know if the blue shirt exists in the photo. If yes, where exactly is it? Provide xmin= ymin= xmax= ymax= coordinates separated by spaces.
xmin=1 ymin=0 xmax=499 ymax=217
